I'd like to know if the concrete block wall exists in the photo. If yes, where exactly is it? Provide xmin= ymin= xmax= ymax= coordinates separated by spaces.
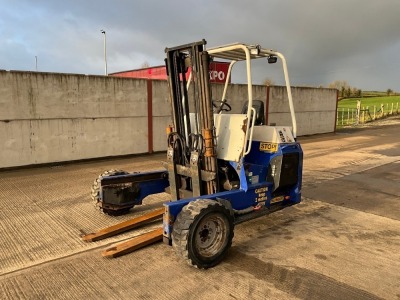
xmin=0 ymin=71 xmax=337 ymax=168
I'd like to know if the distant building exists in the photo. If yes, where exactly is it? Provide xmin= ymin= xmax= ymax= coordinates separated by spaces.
xmin=109 ymin=65 xmax=167 ymax=80
xmin=109 ymin=61 xmax=230 ymax=83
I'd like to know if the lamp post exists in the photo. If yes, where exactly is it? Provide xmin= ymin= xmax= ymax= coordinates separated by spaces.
xmin=101 ymin=30 xmax=108 ymax=75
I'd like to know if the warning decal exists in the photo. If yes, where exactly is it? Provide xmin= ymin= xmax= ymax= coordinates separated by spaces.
xmin=259 ymin=142 xmax=278 ymax=153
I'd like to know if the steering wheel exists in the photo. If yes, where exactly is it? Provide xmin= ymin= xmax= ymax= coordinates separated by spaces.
xmin=212 ymin=99 xmax=232 ymax=113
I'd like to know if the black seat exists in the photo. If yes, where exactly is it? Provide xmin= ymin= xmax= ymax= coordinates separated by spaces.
xmin=241 ymin=100 xmax=265 ymax=125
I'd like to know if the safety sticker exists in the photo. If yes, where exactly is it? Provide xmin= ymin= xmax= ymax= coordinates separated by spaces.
xmin=255 ymin=187 xmax=268 ymax=202
xmin=270 ymin=196 xmax=284 ymax=204
xmin=259 ymin=142 xmax=278 ymax=153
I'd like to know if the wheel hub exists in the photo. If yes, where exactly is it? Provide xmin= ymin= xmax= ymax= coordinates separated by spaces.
xmin=195 ymin=214 xmax=227 ymax=257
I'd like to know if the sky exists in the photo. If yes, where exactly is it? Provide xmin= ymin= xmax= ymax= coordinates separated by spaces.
xmin=0 ymin=0 xmax=399 ymax=91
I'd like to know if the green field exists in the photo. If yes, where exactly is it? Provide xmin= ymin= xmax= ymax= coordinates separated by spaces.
xmin=338 ymin=96 xmax=400 ymax=109
xmin=336 ymin=95 xmax=400 ymax=126
xmin=361 ymin=91 xmax=392 ymax=97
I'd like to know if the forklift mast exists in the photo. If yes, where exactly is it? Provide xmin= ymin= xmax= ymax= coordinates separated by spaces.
xmin=164 ymin=40 xmax=218 ymax=200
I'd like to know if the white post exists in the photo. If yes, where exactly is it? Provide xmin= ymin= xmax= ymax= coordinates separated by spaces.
xmin=390 ymin=103 xmax=393 ymax=115
xmin=356 ymin=100 xmax=361 ymax=125
xmin=341 ymin=108 xmax=344 ymax=125
xmin=373 ymin=106 xmax=376 ymax=120
xmin=101 ymin=30 xmax=108 ymax=76
xmin=362 ymin=106 xmax=365 ymax=123
xmin=336 ymin=109 xmax=339 ymax=125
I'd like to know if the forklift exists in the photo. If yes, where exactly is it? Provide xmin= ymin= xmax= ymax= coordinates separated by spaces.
xmin=85 ymin=40 xmax=303 ymax=269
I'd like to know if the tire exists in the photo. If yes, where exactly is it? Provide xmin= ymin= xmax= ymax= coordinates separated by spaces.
xmin=172 ymin=199 xmax=234 ymax=269
xmin=91 ymin=169 xmax=133 ymax=215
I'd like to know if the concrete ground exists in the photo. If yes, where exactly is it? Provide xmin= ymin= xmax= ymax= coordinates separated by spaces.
xmin=0 ymin=116 xmax=399 ymax=300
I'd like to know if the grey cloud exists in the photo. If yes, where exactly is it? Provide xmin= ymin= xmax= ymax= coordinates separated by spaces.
xmin=0 ymin=0 xmax=399 ymax=90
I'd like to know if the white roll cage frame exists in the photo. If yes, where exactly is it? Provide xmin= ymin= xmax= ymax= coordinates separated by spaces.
xmin=207 ymin=43 xmax=297 ymax=155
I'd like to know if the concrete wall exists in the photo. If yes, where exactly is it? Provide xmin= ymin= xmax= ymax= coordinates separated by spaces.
xmin=0 ymin=71 xmax=149 ymax=168
xmin=152 ymin=80 xmax=172 ymax=152
xmin=0 ymin=71 xmax=337 ymax=168
xmin=213 ymin=84 xmax=337 ymax=136
xmin=268 ymin=86 xmax=337 ymax=135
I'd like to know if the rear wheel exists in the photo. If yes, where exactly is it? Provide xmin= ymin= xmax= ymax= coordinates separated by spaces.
xmin=91 ymin=169 xmax=134 ymax=215
xmin=172 ymin=199 xmax=234 ymax=269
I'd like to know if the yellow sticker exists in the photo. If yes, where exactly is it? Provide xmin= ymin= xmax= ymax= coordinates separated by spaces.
xmin=259 ymin=142 xmax=278 ymax=153
xmin=270 ymin=196 xmax=284 ymax=204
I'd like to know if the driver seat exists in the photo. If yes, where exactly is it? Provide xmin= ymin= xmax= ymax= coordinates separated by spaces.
xmin=241 ymin=100 xmax=265 ymax=125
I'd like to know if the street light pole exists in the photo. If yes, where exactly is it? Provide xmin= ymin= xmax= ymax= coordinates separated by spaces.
xmin=101 ymin=30 xmax=108 ymax=76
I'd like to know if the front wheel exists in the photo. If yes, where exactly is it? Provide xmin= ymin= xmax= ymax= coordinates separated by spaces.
xmin=172 ymin=199 xmax=234 ymax=269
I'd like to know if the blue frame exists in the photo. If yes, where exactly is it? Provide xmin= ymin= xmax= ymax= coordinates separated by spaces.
xmin=100 ymin=171 xmax=170 ymax=206
xmin=98 ymin=141 xmax=303 ymax=244
xmin=162 ymin=140 xmax=303 ymax=242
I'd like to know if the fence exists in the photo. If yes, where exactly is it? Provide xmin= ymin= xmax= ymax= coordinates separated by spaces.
xmin=336 ymin=102 xmax=399 ymax=126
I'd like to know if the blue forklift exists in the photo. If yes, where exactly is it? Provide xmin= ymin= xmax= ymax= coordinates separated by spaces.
xmin=83 ymin=40 xmax=303 ymax=269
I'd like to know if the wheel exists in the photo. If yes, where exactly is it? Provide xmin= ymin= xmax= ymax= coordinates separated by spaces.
xmin=212 ymin=100 xmax=232 ymax=113
xmin=91 ymin=169 xmax=133 ymax=215
xmin=172 ymin=199 xmax=234 ymax=269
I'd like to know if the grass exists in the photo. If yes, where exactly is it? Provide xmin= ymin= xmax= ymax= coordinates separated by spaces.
xmin=338 ymin=96 xmax=400 ymax=109
xmin=361 ymin=91 xmax=390 ymax=97
xmin=336 ymin=95 xmax=400 ymax=126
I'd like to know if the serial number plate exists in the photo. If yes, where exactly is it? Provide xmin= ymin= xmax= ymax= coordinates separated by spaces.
xmin=259 ymin=142 xmax=278 ymax=153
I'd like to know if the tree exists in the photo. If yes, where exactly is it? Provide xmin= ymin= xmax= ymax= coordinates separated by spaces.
xmin=345 ymin=87 xmax=351 ymax=97
xmin=328 ymin=80 xmax=350 ymax=90
xmin=387 ymin=88 xmax=393 ymax=96
xmin=329 ymin=80 xmax=350 ymax=97
xmin=329 ymin=80 xmax=362 ymax=98
xmin=341 ymin=86 xmax=346 ymax=98
xmin=141 ymin=61 xmax=150 ymax=68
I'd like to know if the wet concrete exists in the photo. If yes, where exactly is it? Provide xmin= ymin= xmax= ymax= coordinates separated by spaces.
xmin=0 ymin=118 xmax=399 ymax=299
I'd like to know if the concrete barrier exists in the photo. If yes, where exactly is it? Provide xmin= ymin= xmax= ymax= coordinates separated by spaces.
xmin=0 ymin=71 xmax=337 ymax=168
xmin=268 ymin=86 xmax=337 ymax=135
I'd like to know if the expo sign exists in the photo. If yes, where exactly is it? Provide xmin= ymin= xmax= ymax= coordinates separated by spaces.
xmin=208 ymin=61 xmax=230 ymax=83
xmin=209 ymin=70 xmax=226 ymax=82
